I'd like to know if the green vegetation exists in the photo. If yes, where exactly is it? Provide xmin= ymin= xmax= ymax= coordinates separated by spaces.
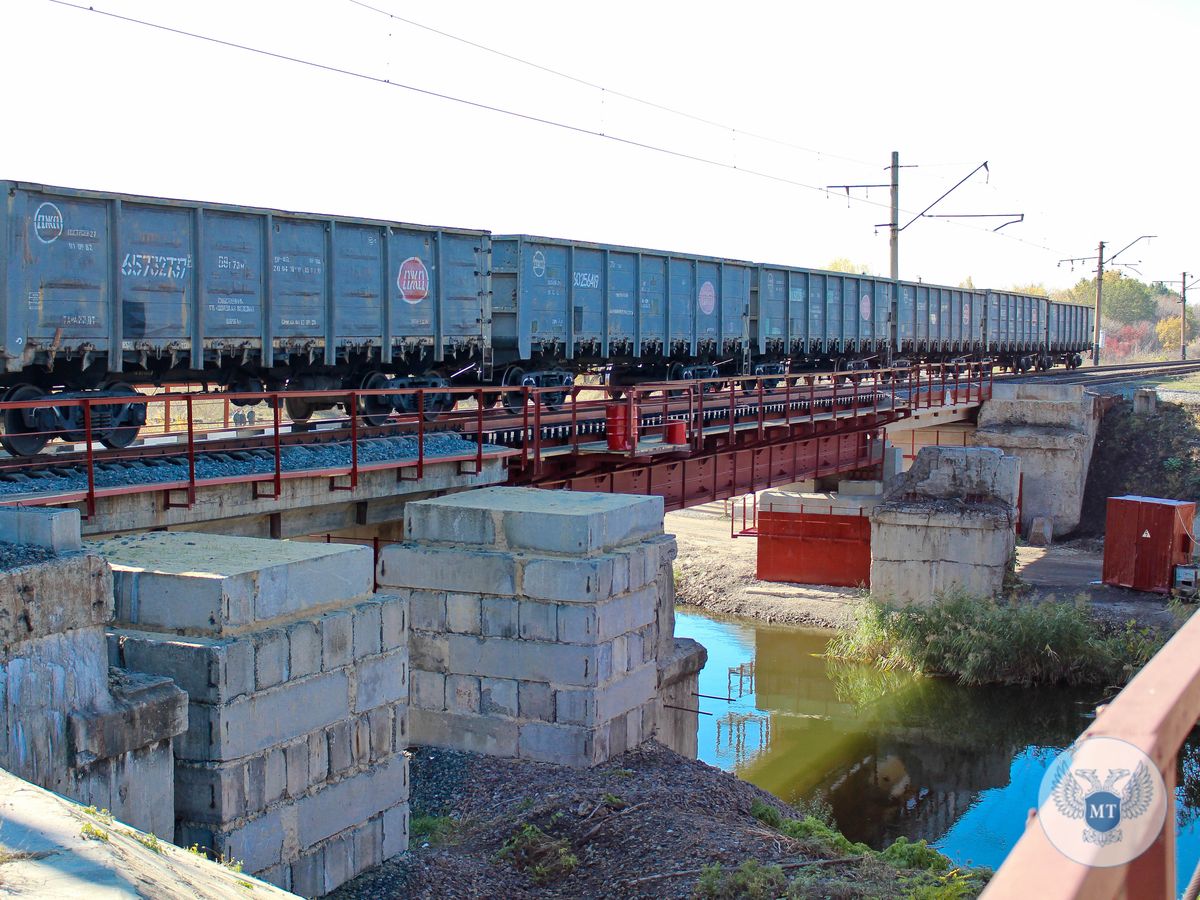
xmin=728 ymin=800 xmax=988 ymax=899
xmin=410 ymin=814 xmax=460 ymax=847
xmin=80 ymin=822 xmax=109 ymax=842
xmin=185 ymin=842 xmax=246 ymax=874
xmin=81 ymin=806 xmax=113 ymax=824
xmin=498 ymin=822 xmax=578 ymax=884
xmin=124 ymin=830 xmax=163 ymax=854
xmin=828 ymin=594 xmax=1161 ymax=687
xmin=696 ymin=860 xmax=792 ymax=899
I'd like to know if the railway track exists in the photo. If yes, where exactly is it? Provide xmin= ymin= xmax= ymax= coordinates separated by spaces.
xmin=1004 ymin=358 xmax=1200 ymax=387
xmin=0 ymin=383 xmax=904 ymax=497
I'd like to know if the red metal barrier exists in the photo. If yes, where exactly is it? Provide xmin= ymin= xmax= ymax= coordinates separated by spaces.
xmin=756 ymin=509 xmax=871 ymax=587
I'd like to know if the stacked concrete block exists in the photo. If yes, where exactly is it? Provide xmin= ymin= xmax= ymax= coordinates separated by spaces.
xmin=381 ymin=487 xmax=689 ymax=767
xmin=100 ymin=532 xmax=409 ymax=896
xmin=0 ymin=507 xmax=187 ymax=837
xmin=870 ymin=447 xmax=1018 ymax=606
xmin=974 ymin=382 xmax=1101 ymax=536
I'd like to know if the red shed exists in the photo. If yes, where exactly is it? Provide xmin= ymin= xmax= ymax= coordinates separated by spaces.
xmin=1102 ymin=496 xmax=1196 ymax=594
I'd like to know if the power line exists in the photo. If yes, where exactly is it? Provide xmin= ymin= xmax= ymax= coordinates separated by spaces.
xmin=345 ymin=0 xmax=883 ymax=171
xmin=46 ymin=0 xmax=1069 ymax=258
xmin=47 ymin=0 xmax=897 ymax=215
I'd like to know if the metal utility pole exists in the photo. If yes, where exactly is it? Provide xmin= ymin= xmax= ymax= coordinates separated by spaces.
xmin=1092 ymin=242 xmax=1105 ymax=365
xmin=890 ymin=150 xmax=899 ymax=281
xmin=1183 ymin=272 xmax=1190 ymax=360
xmin=1060 ymin=235 xmax=1154 ymax=366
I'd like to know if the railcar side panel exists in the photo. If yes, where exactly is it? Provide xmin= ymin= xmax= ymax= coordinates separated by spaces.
xmin=669 ymin=259 xmax=695 ymax=353
xmin=638 ymin=254 xmax=667 ymax=353
xmin=898 ymin=284 xmax=915 ymax=347
xmin=272 ymin=218 xmax=326 ymax=341
xmin=606 ymin=250 xmax=636 ymax=351
xmin=120 ymin=204 xmax=191 ymax=343
xmin=696 ymin=261 xmax=720 ymax=347
xmin=757 ymin=267 xmax=787 ymax=353
xmin=789 ymin=272 xmax=809 ymax=352
xmin=332 ymin=224 xmax=383 ymax=339
xmin=202 ymin=212 xmax=262 ymax=342
xmin=12 ymin=191 xmax=111 ymax=366
xmin=722 ymin=264 xmax=749 ymax=349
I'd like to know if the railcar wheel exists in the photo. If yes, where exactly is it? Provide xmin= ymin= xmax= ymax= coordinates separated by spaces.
xmin=501 ymin=367 xmax=529 ymax=415
xmin=285 ymin=397 xmax=314 ymax=423
xmin=356 ymin=371 xmax=392 ymax=427
xmin=667 ymin=362 xmax=687 ymax=398
xmin=1 ymin=384 xmax=50 ymax=457
xmin=98 ymin=382 xmax=142 ymax=450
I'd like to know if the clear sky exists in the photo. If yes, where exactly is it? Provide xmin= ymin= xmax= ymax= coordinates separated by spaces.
xmin=3 ymin=0 xmax=1197 ymax=293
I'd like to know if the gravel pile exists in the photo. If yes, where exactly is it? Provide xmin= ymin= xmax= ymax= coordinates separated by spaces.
xmin=331 ymin=742 xmax=859 ymax=900
xmin=0 ymin=433 xmax=496 ymax=498
xmin=0 ymin=541 xmax=57 ymax=570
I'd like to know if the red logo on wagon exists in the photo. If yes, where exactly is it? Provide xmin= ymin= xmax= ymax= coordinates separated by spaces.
xmin=397 ymin=257 xmax=429 ymax=304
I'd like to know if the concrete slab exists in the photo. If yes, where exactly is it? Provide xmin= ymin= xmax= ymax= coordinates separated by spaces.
xmin=404 ymin=486 xmax=664 ymax=555
xmin=0 ymin=768 xmax=296 ymax=898
xmin=95 ymin=532 xmax=373 ymax=634
xmin=59 ymin=455 xmax=507 ymax=538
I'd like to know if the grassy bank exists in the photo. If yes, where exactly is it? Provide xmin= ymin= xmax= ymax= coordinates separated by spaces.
xmin=827 ymin=593 xmax=1163 ymax=687
xmin=690 ymin=799 xmax=987 ymax=899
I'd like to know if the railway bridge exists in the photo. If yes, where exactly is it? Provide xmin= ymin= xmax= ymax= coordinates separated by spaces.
xmin=0 ymin=363 xmax=993 ymax=538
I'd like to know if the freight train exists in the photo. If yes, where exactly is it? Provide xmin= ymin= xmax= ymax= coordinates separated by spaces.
xmin=0 ymin=181 xmax=1092 ymax=455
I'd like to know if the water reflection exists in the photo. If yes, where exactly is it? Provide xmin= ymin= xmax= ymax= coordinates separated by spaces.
xmin=677 ymin=609 xmax=1200 ymax=882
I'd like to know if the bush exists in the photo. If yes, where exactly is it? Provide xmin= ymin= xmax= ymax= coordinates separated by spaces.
xmin=498 ymin=823 xmax=578 ymax=884
xmin=827 ymin=594 xmax=1162 ymax=687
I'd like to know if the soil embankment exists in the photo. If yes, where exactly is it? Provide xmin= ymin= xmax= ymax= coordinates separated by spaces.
xmin=330 ymin=742 xmax=980 ymax=899
xmin=1079 ymin=398 xmax=1200 ymax=533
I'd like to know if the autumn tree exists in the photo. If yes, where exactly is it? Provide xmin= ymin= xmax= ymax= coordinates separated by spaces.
xmin=1059 ymin=272 xmax=1155 ymax=323
xmin=1154 ymin=309 xmax=1198 ymax=349
xmin=1007 ymin=283 xmax=1049 ymax=297
xmin=826 ymin=258 xmax=875 ymax=275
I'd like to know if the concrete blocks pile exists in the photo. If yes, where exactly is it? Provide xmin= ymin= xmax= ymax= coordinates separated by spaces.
xmin=100 ymin=532 xmax=410 ymax=896
xmin=883 ymin=445 xmax=1020 ymax=508
xmin=0 ymin=508 xmax=186 ymax=837
xmin=383 ymin=487 xmax=682 ymax=767
xmin=870 ymin=447 xmax=1018 ymax=606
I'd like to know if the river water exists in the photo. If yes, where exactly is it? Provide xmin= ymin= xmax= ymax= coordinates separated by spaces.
xmin=676 ymin=609 xmax=1200 ymax=889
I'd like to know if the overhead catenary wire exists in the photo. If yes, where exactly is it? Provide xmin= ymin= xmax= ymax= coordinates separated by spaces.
xmin=45 ymin=0 xmax=1070 ymax=258
xmin=344 ymin=0 xmax=882 ymax=170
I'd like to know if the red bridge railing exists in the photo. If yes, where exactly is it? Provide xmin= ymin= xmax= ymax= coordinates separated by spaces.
xmin=0 ymin=362 xmax=991 ymax=518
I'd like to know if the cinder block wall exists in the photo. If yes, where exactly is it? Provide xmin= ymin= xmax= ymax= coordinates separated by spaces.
xmin=379 ymin=487 xmax=703 ymax=767
xmin=0 ymin=508 xmax=187 ymax=838
xmin=102 ymin=532 xmax=410 ymax=896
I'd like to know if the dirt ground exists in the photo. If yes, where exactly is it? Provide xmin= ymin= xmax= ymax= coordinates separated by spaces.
xmin=668 ymin=504 xmax=1182 ymax=632
xmin=668 ymin=502 xmax=862 ymax=629
xmin=330 ymin=743 xmax=967 ymax=900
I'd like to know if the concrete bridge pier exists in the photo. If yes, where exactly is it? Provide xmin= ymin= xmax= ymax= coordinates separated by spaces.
xmin=972 ymin=383 xmax=1103 ymax=538
xmin=379 ymin=487 xmax=707 ymax=767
